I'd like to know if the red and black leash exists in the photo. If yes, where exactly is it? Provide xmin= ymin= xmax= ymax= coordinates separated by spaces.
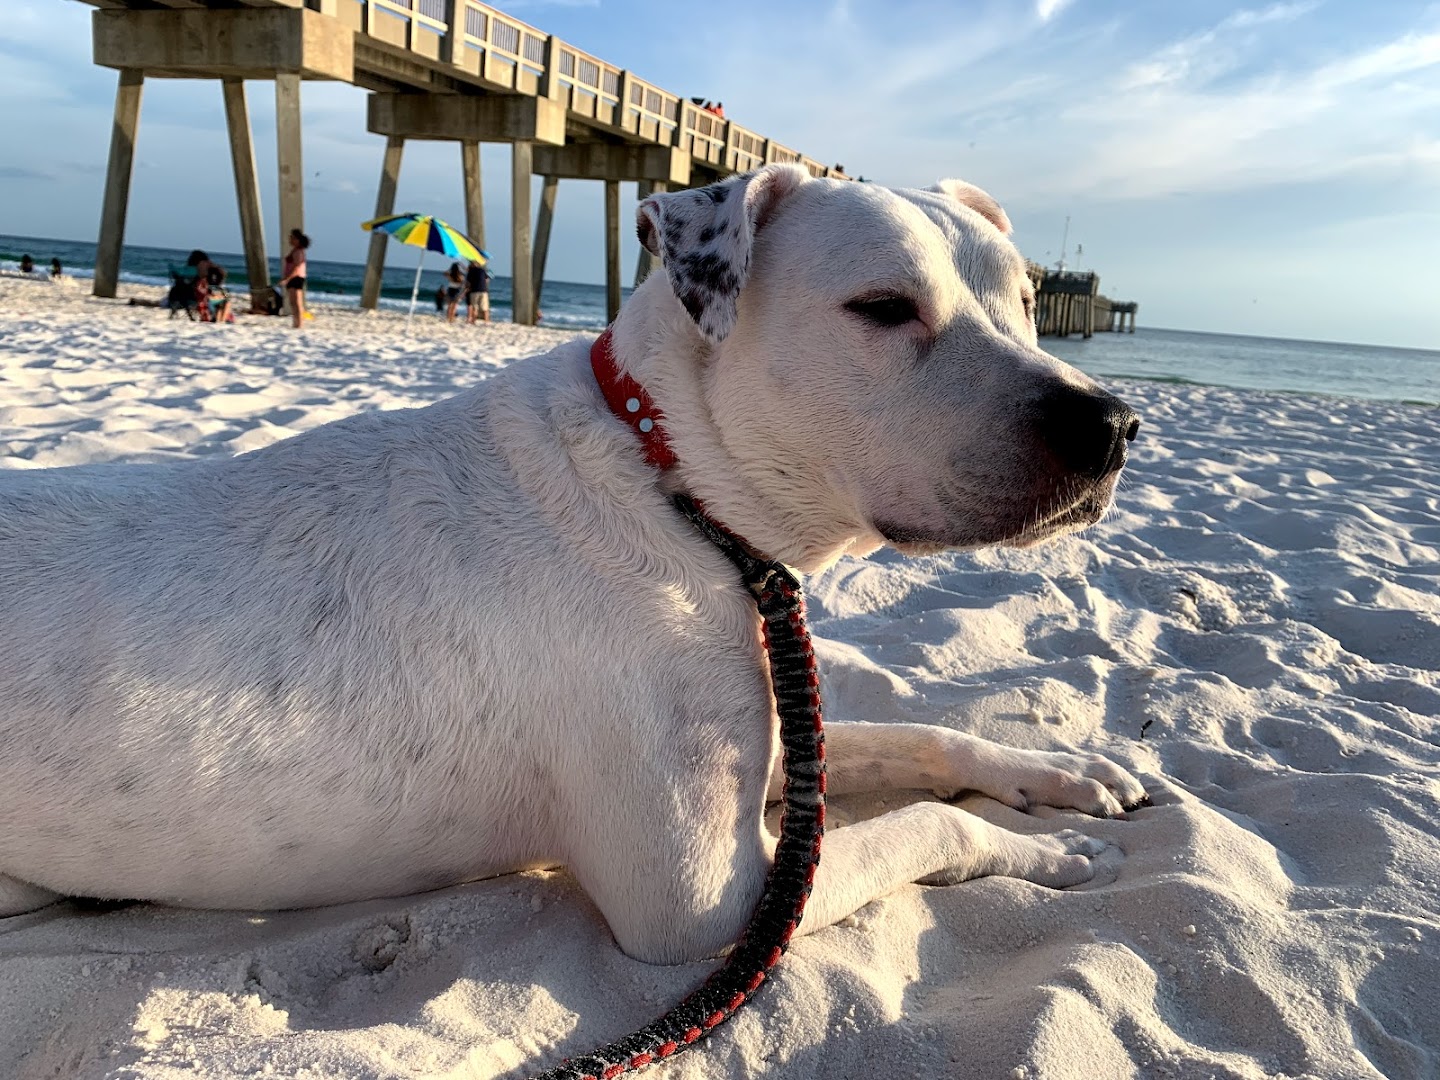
xmin=527 ymin=339 xmax=829 ymax=1080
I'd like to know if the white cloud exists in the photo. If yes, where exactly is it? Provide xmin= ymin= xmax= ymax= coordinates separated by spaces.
xmin=673 ymin=0 xmax=1438 ymax=226
xmin=1120 ymin=1 xmax=1318 ymax=89
xmin=1037 ymin=0 xmax=1075 ymax=23
xmin=1312 ymin=30 xmax=1440 ymax=87
xmin=1054 ymin=27 xmax=1440 ymax=202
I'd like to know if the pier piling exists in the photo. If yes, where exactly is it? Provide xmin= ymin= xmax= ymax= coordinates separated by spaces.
xmin=532 ymin=175 xmax=559 ymax=311
xmin=360 ymin=136 xmax=404 ymax=311
xmin=94 ymin=69 xmax=143 ymax=300
xmin=510 ymin=140 xmax=536 ymax=326
xmin=221 ymin=77 xmax=271 ymax=308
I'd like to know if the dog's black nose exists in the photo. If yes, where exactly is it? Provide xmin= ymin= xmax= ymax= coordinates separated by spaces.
xmin=1035 ymin=385 xmax=1140 ymax=479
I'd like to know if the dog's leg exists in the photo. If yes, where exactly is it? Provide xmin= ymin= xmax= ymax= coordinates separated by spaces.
xmin=0 ymin=874 xmax=60 ymax=916
xmin=569 ymin=780 xmax=1102 ymax=964
xmin=777 ymin=721 xmax=1138 ymax=938
xmin=768 ymin=721 xmax=1145 ymax=816
xmin=795 ymin=801 xmax=1105 ymax=935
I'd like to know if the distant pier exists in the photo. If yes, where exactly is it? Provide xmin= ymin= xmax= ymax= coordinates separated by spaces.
xmin=76 ymin=0 xmax=849 ymax=324
xmin=1026 ymin=264 xmax=1138 ymax=338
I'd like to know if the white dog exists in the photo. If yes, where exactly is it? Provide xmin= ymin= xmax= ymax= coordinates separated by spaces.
xmin=0 ymin=165 xmax=1144 ymax=964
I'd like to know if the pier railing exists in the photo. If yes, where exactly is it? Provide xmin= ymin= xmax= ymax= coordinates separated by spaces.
xmin=330 ymin=0 xmax=839 ymax=181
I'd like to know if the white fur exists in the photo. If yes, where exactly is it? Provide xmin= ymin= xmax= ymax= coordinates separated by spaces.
xmin=0 ymin=167 xmax=1144 ymax=964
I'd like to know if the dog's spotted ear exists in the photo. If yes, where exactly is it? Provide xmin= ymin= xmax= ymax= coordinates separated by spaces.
xmin=637 ymin=164 xmax=809 ymax=343
xmin=928 ymin=179 xmax=1012 ymax=235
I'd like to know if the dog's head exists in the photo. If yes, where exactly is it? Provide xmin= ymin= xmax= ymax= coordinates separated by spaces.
xmin=637 ymin=165 xmax=1138 ymax=565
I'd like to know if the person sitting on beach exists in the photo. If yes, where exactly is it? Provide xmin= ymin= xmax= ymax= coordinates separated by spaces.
xmin=184 ymin=249 xmax=215 ymax=291
xmin=434 ymin=285 xmax=447 ymax=313
xmin=444 ymin=262 xmax=464 ymax=324
xmin=181 ymin=250 xmax=232 ymax=325
xmin=279 ymin=229 xmax=310 ymax=330
xmin=465 ymin=260 xmax=490 ymax=325
xmin=197 ymin=262 xmax=234 ymax=325
xmin=19 ymin=254 xmax=35 ymax=274
xmin=48 ymin=258 xmax=62 ymax=279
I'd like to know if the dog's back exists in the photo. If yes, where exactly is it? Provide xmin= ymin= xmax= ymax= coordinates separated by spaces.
xmin=1 ymin=364 xmax=554 ymax=906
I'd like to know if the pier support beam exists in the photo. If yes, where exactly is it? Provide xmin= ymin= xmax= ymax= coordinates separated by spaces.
xmin=634 ymin=180 xmax=666 ymax=287
xmin=94 ymin=68 xmax=144 ymax=299
xmin=605 ymin=179 xmax=622 ymax=324
xmin=531 ymin=174 xmax=558 ymax=310
xmin=461 ymin=139 xmax=485 ymax=252
xmin=275 ymin=73 xmax=304 ymax=253
xmin=530 ymin=144 xmax=688 ymax=186
xmin=221 ymin=77 xmax=270 ymax=307
xmin=361 ymin=135 xmax=405 ymax=310
xmin=511 ymin=141 xmax=536 ymax=326
xmin=92 ymin=9 xmax=353 ymax=81
xmin=368 ymin=93 xmax=566 ymax=147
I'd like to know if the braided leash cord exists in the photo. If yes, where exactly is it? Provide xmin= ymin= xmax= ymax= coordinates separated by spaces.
xmin=530 ymin=494 xmax=827 ymax=1080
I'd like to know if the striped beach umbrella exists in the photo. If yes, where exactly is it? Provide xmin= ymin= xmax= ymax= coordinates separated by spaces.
xmin=361 ymin=213 xmax=490 ymax=327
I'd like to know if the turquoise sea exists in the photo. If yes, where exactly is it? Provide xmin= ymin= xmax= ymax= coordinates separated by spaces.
xmin=1046 ymin=328 xmax=1440 ymax=408
xmin=3 ymin=234 xmax=1437 ymax=406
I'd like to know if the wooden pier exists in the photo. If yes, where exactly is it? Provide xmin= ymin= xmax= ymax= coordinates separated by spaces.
xmin=77 ymin=0 xmax=850 ymax=323
xmin=1026 ymin=263 xmax=1138 ymax=338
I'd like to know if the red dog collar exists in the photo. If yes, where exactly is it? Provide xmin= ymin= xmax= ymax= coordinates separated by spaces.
xmin=590 ymin=328 xmax=679 ymax=471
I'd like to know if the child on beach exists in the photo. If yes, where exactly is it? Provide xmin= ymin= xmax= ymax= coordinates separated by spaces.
xmin=279 ymin=229 xmax=310 ymax=329
xmin=444 ymin=263 xmax=464 ymax=324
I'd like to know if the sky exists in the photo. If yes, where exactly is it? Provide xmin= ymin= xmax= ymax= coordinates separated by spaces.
xmin=1 ymin=0 xmax=1436 ymax=348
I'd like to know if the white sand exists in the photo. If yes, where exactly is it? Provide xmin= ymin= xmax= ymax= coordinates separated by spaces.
xmin=1 ymin=275 xmax=1437 ymax=1080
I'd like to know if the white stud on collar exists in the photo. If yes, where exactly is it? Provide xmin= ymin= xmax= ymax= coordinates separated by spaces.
xmin=638 ymin=418 xmax=655 ymax=433
xmin=625 ymin=397 xmax=641 ymax=413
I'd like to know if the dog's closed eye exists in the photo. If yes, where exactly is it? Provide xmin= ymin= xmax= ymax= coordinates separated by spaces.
xmin=844 ymin=295 xmax=920 ymax=328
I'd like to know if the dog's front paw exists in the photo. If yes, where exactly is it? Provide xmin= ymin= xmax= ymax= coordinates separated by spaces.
xmin=921 ymin=824 xmax=1104 ymax=888
xmin=980 ymin=749 xmax=1146 ymax=819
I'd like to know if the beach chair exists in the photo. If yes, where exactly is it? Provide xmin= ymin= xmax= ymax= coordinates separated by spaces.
xmin=166 ymin=266 xmax=199 ymax=320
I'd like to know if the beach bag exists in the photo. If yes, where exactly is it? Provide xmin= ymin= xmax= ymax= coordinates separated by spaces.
xmin=255 ymin=286 xmax=284 ymax=316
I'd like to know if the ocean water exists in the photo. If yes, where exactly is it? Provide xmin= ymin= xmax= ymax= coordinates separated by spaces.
xmin=1047 ymin=328 xmax=1440 ymax=408
xmin=3 ymin=234 xmax=1437 ymax=406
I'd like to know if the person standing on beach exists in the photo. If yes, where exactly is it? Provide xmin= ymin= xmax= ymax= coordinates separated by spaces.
xmin=465 ymin=260 xmax=490 ymax=324
xmin=279 ymin=229 xmax=310 ymax=329
xmin=444 ymin=263 xmax=465 ymax=324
